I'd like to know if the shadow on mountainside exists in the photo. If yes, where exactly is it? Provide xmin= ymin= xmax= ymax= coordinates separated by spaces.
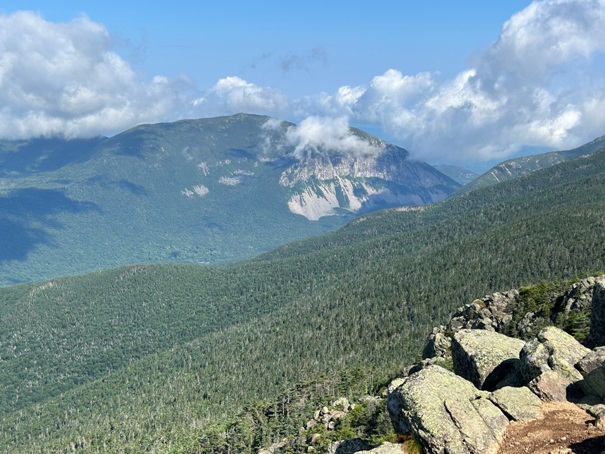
xmin=0 ymin=188 xmax=101 ymax=263
xmin=0 ymin=137 xmax=104 ymax=174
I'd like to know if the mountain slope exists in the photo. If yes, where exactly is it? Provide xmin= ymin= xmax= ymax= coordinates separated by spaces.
xmin=433 ymin=164 xmax=479 ymax=185
xmin=462 ymin=134 xmax=605 ymax=192
xmin=0 ymin=144 xmax=605 ymax=452
xmin=0 ymin=114 xmax=458 ymax=286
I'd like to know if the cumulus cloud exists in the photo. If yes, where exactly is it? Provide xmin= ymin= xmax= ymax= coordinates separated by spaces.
xmin=0 ymin=11 xmax=189 ymax=139
xmin=325 ymin=0 xmax=605 ymax=162
xmin=284 ymin=116 xmax=381 ymax=160
xmin=4 ymin=1 xmax=605 ymax=164
xmin=192 ymin=76 xmax=288 ymax=116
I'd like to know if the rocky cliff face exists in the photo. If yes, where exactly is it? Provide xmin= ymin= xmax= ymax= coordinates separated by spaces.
xmin=279 ymin=145 xmax=459 ymax=220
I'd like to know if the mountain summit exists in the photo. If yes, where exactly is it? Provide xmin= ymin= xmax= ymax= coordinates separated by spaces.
xmin=0 ymin=113 xmax=458 ymax=285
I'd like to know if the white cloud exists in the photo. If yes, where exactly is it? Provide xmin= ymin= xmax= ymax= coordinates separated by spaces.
xmin=3 ymin=1 xmax=605 ymax=164
xmin=191 ymin=76 xmax=288 ymax=116
xmin=234 ymin=0 xmax=605 ymax=162
xmin=304 ymin=0 xmax=605 ymax=162
xmin=0 ymin=11 xmax=188 ymax=139
xmin=284 ymin=116 xmax=381 ymax=160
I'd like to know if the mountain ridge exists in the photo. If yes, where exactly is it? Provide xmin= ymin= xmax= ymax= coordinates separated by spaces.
xmin=0 ymin=113 xmax=458 ymax=286
xmin=462 ymin=134 xmax=605 ymax=192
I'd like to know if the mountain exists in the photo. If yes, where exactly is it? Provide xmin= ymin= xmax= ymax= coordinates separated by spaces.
xmin=433 ymin=164 xmax=479 ymax=185
xmin=1 ymin=139 xmax=605 ymax=452
xmin=462 ymin=134 xmax=605 ymax=192
xmin=0 ymin=113 xmax=458 ymax=286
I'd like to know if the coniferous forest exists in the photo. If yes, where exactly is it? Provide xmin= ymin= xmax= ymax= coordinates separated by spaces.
xmin=0 ymin=145 xmax=604 ymax=452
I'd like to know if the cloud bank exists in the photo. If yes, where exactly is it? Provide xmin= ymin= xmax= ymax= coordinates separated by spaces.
xmin=190 ymin=0 xmax=605 ymax=162
xmin=311 ymin=0 xmax=605 ymax=161
xmin=2 ymin=1 xmax=605 ymax=164
xmin=0 ymin=11 xmax=188 ymax=139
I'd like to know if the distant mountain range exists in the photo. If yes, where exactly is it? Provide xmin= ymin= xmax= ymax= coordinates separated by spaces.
xmin=0 ymin=113 xmax=459 ymax=286
xmin=462 ymin=134 xmax=605 ymax=192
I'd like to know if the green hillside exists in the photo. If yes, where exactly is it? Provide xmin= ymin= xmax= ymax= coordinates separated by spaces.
xmin=461 ymin=134 xmax=605 ymax=193
xmin=0 ymin=114 xmax=457 ymax=287
xmin=0 ymin=146 xmax=604 ymax=452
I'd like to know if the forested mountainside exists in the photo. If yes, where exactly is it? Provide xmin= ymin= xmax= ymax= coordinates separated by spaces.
xmin=0 ymin=114 xmax=457 ymax=286
xmin=0 ymin=145 xmax=604 ymax=452
xmin=462 ymin=134 xmax=605 ymax=193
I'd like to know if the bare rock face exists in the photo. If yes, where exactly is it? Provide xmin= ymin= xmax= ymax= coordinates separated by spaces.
xmin=488 ymin=387 xmax=543 ymax=421
xmin=280 ymin=146 xmax=459 ymax=220
xmin=527 ymin=369 xmax=575 ymax=402
xmin=588 ymin=280 xmax=605 ymax=347
xmin=576 ymin=346 xmax=605 ymax=376
xmin=392 ymin=365 xmax=509 ymax=454
xmin=447 ymin=291 xmax=518 ymax=333
xmin=520 ymin=326 xmax=589 ymax=385
xmin=578 ymin=357 xmax=605 ymax=399
xmin=452 ymin=329 xmax=525 ymax=390
xmin=328 ymin=438 xmax=371 ymax=454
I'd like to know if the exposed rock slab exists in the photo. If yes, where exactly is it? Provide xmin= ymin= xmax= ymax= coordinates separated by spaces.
xmin=576 ymin=346 xmax=605 ymax=375
xmin=328 ymin=438 xmax=371 ymax=454
xmin=537 ymin=326 xmax=591 ymax=369
xmin=578 ymin=361 xmax=605 ymax=399
xmin=520 ymin=326 xmax=589 ymax=385
xmin=392 ymin=365 xmax=508 ymax=454
xmin=527 ymin=369 xmax=574 ymax=401
xmin=452 ymin=329 xmax=525 ymax=390
xmin=489 ymin=386 xmax=543 ymax=421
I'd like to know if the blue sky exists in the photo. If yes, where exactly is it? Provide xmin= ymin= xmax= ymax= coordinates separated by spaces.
xmin=1 ymin=1 xmax=604 ymax=167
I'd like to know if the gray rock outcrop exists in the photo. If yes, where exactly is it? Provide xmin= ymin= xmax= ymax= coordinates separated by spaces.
xmin=452 ymin=329 xmax=525 ymax=390
xmin=516 ymin=326 xmax=591 ymax=401
xmin=588 ymin=280 xmax=605 ymax=347
xmin=518 ymin=326 xmax=590 ymax=401
xmin=392 ymin=365 xmax=510 ymax=454
xmin=579 ymin=365 xmax=605 ymax=399
xmin=488 ymin=386 xmax=543 ymax=421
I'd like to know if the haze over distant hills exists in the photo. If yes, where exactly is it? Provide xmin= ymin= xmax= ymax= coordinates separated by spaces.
xmin=0 ymin=113 xmax=458 ymax=286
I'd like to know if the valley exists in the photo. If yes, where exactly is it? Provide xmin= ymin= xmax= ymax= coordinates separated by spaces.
xmin=0 ymin=134 xmax=604 ymax=452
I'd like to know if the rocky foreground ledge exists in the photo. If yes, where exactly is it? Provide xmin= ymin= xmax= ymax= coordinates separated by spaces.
xmin=384 ymin=276 xmax=605 ymax=454
xmin=258 ymin=276 xmax=605 ymax=454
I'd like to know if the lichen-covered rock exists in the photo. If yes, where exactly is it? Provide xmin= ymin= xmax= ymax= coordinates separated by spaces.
xmin=538 ymin=326 xmax=591 ymax=369
xmin=578 ymin=362 xmax=605 ymax=399
xmin=588 ymin=280 xmax=605 ymax=347
xmin=528 ymin=369 xmax=574 ymax=401
xmin=447 ymin=291 xmax=518 ymax=334
xmin=328 ymin=438 xmax=371 ymax=454
xmin=393 ymin=365 xmax=508 ymax=454
xmin=452 ymin=329 xmax=525 ymax=390
xmin=576 ymin=346 xmax=605 ymax=376
xmin=489 ymin=386 xmax=543 ymax=421
xmin=422 ymin=326 xmax=451 ymax=359
xmin=520 ymin=326 xmax=589 ymax=385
